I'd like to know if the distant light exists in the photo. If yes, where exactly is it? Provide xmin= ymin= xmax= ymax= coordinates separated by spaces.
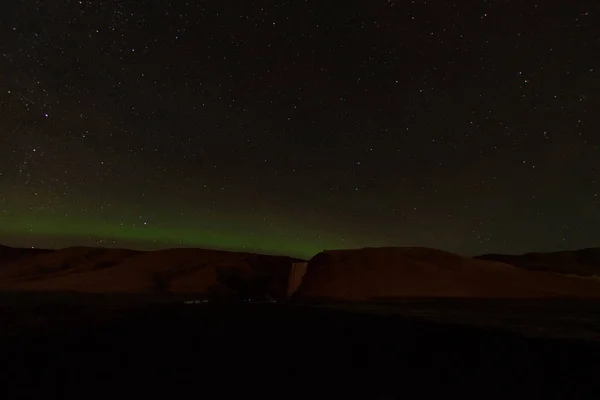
xmin=44 ymin=113 xmax=49 ymax=118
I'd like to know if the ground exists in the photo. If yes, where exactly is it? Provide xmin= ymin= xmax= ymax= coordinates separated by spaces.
xmin=1 ymin=292 xmax=600 ymax=399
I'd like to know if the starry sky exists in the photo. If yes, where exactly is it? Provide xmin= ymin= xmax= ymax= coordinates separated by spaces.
xmin=1 ymin=0 xmax=598 ymax=259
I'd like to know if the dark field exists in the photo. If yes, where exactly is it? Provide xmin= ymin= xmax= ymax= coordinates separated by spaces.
xmin=1 ymin=293 xmax=600 ymax=399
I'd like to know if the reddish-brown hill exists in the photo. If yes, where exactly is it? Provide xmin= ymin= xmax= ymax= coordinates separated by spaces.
xmin=294 ymin=247 xmax=600 ymax=300
xmin=475 ymin=248 xmax=600 ymax=277
xmin=0 ymin=245 xmax=302 ymax=297
xmin=0 ymin=245 xmax=52 ymax=266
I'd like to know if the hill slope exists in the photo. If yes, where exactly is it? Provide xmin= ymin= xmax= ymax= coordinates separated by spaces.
xmin=294 ymin=247 xmax=600 ymax=300
xmin=0 ymin=245 xmax=52 ymax=266
xmin=475 ymin=248 xmax=600 ymax=277
xmin=0 ymin=245 xmax=302 ymax=298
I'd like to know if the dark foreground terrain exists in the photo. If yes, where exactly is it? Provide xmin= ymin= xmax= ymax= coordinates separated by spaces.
xmin=1 ymin=293 xmax=600 ymax=399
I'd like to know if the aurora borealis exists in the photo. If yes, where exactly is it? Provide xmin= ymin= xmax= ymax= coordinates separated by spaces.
xmin=0 ymin=204 xmax=348 ymax=258
xmin=1 ymin=1 xmax=599 ymax=259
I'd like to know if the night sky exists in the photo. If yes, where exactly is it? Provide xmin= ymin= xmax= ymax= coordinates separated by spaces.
xmin=1 ymin=0 xmax=598 ymax=259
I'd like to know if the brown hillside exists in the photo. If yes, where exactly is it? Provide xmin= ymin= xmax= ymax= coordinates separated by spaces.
xmin=0 ymin=246 xmax=141 ymax=282
xmin=0 ymin=246 xmax=301 ymax=297
xmin=0 ymin=245 xmax=52 ymax=266
xmin=475 ymin=248 xmax=600 ymax=277
xmin=295 ymin=247 xmax=600 ymax=300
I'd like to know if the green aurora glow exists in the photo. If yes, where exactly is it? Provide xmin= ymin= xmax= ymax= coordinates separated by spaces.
xmin=0 ymin=211 xmax=356 ymax=259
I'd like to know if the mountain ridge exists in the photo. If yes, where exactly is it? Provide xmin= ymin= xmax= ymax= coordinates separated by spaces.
xmin=2 ymin=244 xmax=600 ymax=299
